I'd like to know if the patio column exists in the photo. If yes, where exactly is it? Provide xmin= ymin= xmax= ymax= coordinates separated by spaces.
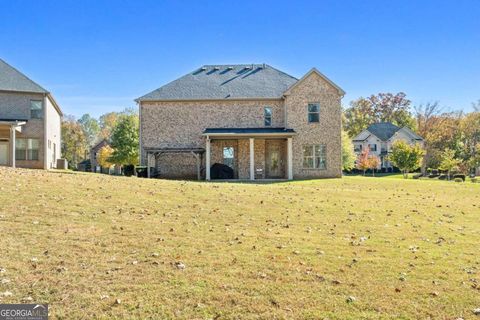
xmin=205 ymin=138 xmax=211 ymax=181
xmin=287 ymin=137 xmax=293 ymax=180
xmin=147 ymin=152 xmax=151 ymax=178
xmin=10 ymin=125 xmax=15 ymax=168
xmin=249 ymin=138 xmax=255 ymax=180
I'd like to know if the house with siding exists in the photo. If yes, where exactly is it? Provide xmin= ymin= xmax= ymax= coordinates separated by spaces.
xmin=0 ymin=59 xmax=62 ymax=169
xmin=352 ymin=122 xmax=424 ymax=171
xmin=136 ymin=64 xmax=344 ymax=180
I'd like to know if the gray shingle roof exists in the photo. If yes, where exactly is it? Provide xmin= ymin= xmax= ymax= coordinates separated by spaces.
xmin=136 ymin=64 xmax=298 ymax=101
xmin=366 ymin=122 xmax=402 ymax=141
xmin=0 ymin=59 xmax=48 ymax=93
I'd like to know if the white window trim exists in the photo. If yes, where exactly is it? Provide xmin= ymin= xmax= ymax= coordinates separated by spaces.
xmin=302 ymin=144 xmax=327 ymax=170
xmin=264 ymin=107 xmax=272 ymax=127
xmin=307 ymin=103 xmax=320 ymax=123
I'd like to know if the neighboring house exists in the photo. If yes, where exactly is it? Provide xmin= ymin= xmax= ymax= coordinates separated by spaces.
xmin=0 ymin=59 xmax=62 ymax=169
xmin=89 ymin=139 xmax=110 ymax=172
xmin=352 ymin=122 xmax=424 ymax=171
xmin=136 ymin=64 xmax=345 ymax=180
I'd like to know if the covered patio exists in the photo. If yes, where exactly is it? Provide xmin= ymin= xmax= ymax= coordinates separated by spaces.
xmin=203 ymin=128 xmax=295 ymax=181
xmin=0 ymin=119 xmax=26 ymax=168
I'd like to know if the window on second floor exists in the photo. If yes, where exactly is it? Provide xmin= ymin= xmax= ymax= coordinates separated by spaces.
xmin=264 ymin=107 xmax=272 ymax=126
xmin=369 ymin=144 xmax=377 ymax=152
xmin=307 ymin=103 xmax=320 ymax=123
xmin=30 ymin=100 xmax=43 ymax=119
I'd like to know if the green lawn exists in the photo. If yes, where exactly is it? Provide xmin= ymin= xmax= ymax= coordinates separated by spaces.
xmin=0 ymin=167 xmax=479 ymax=319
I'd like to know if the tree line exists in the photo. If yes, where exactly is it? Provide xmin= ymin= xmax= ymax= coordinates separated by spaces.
xmin=342 ymin=93 xmax=480 ymax=177
xmin=61 ymin=108 xmax=139 ymax=169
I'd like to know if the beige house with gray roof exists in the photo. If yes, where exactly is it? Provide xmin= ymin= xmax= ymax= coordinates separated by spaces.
xmin=352 ymin=122 xmax=424 ymax=171
xmin=137 ymin=64 xmax=344 ymax=180
xmin=0 ymin=58 xmax=62 ymax=169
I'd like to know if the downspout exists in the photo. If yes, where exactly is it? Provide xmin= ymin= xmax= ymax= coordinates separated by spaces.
xmin=138 ymin=101 xmax=143 ymax=165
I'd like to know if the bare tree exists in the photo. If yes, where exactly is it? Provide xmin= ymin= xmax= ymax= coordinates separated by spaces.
xmin=472 ymin=100 xmax=480 ymax=112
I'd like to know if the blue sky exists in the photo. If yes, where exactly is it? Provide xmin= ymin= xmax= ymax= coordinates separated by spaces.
xmin=1 ymin=0 xmax=479 ymax=117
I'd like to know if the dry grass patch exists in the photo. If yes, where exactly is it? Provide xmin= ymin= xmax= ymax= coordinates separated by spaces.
xmin=0 ymin=167 xmax=479 ymax=319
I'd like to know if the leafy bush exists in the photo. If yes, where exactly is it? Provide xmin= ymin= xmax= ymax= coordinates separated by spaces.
xmin=472 ymin=177 xmax=478 ymax=183
xmin=439 ymin=175 xmax=447 ymax=180
xmin=454 ymin=178 xmax=463 ymax=183
xmin=412 ymin=173 xmax=423 ymax=179
xmin=453 ymin=174 xmax=466 ymax=181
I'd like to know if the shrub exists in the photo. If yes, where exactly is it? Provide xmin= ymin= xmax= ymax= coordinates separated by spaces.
xmin=454 ymin=178 xmax=463 ymax=183
xmin=472 ymin=177 xmax=478 ymax=183
xmin=123 ymin=164 xmax=135 ymax=177
xmin=439 ymin=175 xmax=447 ymax=180
xmin=412 ymin=173 xmax=422 ymax=179
xmin=453 ymin=174 xmax=466 ymax=181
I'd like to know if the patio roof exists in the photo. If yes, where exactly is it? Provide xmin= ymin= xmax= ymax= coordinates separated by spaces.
xmin=203 ymin=127 xmax=295 ymax=137
xmin=0 ymin=118 xmax=27 ymax=126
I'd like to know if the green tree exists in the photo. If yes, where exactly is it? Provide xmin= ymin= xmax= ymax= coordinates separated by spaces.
xmin=459 ymin=111 xmax=480 ymax=171
xmin=61 ymin=115 xmax=87 ymax=169
xmin=109 ymin=112 xmax=139 ymax=166
xmin=389 ymin=140 xmax=425 ymax=179
xmin=439 ymin=148 xmax=462 ymax=180
xmin=78 ymin=113 xmax=100 ymax=147
xmin=341 ymin=130 xmax=356 ymax=171
xmin=344 ymin=92 xmax=416 ymax=137
xmin=469 ymin=144 xmax=480 ymax=175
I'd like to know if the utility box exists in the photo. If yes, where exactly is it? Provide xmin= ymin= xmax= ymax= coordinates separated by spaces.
xmin=57 ymin=158 xmax=68 ymax=170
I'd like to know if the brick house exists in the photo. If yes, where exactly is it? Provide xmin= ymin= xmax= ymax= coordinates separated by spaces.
xmin=89 ymin=139 xmax=110 ymax=172
xmin=352 ymin=122 xmax=424 ymax=171
xmin=0 ymin=59 xmax=62 ymax=169
xmin=136 ymin=64 xmax=344 ymax=180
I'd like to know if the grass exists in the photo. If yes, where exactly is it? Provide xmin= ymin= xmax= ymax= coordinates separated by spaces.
xmin=0 ymin=167 xmax=479 ymax=319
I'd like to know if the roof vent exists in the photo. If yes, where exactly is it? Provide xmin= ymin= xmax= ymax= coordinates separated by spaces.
xmin=213 ymin=66 xmax=220 ymax=70
xmin=227 ymin=66 xmax=233 ymax=70
xmin=245 ymin=66 xmax=252 ymax=70
xmin=200 ymin=67 xmax=207 ymax=71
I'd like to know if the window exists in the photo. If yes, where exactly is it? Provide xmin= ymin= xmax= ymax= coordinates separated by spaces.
xmin=15 ymin=138 xmax=39 ymax=161
xmin=264 ymin=107 xmax=272 ymax=126
xmin=368 ymin=144 xmax=377 ymax=152
xmin=30 ymin=100 xmax=43 ymax=119
xmin=303 ymin=145 xmax=326 ymax=169
xmin=354 ymin=144 xmax=362 ymax=152
xmin=307 ymin=103 xmax=320 ymax=123
xmin=223 ymin=147 xmax=234 ymax=169
xmin=15 ymin=139 xmax=27 ymax=160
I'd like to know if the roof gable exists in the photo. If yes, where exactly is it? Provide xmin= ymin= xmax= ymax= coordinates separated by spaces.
xmin=0 ymin=59 xmax=48 ymax=94
xmin=398 ymin=126 xmax=424 ymax=141
xmin=283 ymin=68 xmax=345 ymax=96
xmin=136 ymin=64 xmax=298 ymax=101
